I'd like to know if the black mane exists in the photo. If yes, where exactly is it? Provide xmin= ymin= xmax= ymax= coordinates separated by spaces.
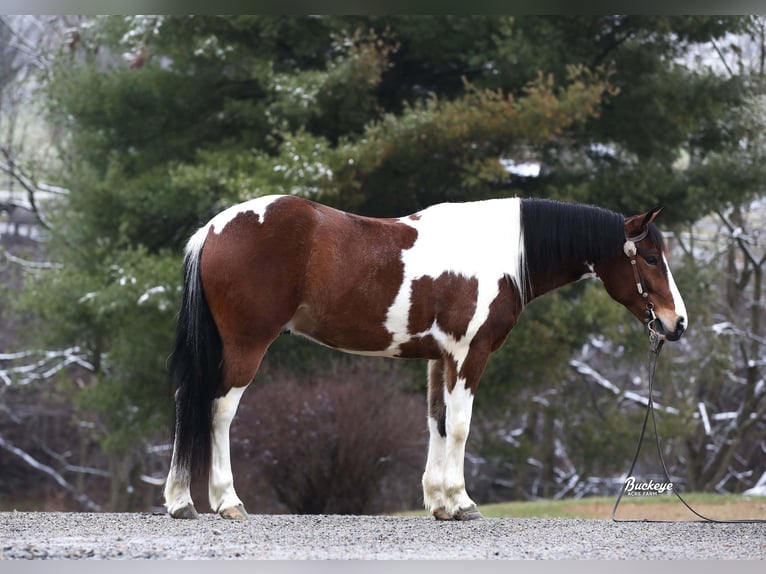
xmin=521 ymin=199 xmax=665 ymax=288
xmin=520 ymin=199 xmax=663 ymax=296
xmin=521 ymin=199 xmax=624 ymax=275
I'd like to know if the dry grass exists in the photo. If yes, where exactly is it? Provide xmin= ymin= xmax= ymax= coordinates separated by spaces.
xmin=398 ymin=493 xmax=766 ymax=521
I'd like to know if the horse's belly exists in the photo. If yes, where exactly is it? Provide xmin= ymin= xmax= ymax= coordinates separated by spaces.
xmin=283 ymin=302 xmax=392 ymax=356
xmin=283 ymin=303 xmax=442 ymax=359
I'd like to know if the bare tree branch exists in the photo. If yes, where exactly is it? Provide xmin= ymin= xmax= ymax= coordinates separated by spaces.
xmin=710 ymin=36 xmax=736 ymax=78
xmin=1 ymin=245 xmax=62 ymax=269
xmin=715 ymin=208 xmax=760 ymax=268
xmin=0 ymin=148 xmax=54 ymax=231
xmin=0 ymin=434 xmax=101 ymax=511
xmin=0 ymin=346 xmax=95 ymax=386
xmin=570 ymin=359 xmax=680 ymax=414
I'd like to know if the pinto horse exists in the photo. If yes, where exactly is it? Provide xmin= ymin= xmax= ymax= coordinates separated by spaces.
xmin=163 ymin=195 xmax=687 ymax=520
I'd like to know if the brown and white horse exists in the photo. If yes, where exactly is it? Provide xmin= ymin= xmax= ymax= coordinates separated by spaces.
xmin=163 ymin=195 xmax=687 ymax=520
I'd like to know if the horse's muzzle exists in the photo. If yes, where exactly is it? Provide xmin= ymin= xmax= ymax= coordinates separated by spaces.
xmin=663 ymin=316 xmax=686 ymax=342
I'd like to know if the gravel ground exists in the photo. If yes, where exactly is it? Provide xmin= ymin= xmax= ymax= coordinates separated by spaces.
xmin=1 ymin=512 xmax=764 ymax=560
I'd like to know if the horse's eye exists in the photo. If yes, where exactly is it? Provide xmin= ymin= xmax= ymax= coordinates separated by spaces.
xmin=644 ymin=255 xmax=659 ymax=266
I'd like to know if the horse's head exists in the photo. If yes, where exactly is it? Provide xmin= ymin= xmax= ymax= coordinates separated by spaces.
xmin=597 ymin=207 xmax=688 ymax=342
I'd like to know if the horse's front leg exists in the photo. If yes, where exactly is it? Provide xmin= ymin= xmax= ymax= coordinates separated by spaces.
xmin=422 ymin=359 xmax=451 ymax=519
xmin=208 ymin=385 xmax=248 ymax=520
xmin=441 ymin=372 xmax=482 ymax=520
xmin=422 ymin=351 xmax=486 ymax=520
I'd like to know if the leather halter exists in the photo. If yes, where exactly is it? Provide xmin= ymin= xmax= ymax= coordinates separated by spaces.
xmin=623 ymin=228 xmax=649 ymax=299
xmin=623 ymin=228 xmax=660 ymax=335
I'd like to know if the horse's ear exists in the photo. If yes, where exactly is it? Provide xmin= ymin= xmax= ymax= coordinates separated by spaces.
xmin=625 ymin=206 xmax=663 ymax=236
xmin=640 ymin=206 xmax=663 ymax=228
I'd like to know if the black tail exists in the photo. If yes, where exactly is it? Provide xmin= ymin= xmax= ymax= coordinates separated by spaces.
xmin=169 ymin=235 xmax=222 ymax=480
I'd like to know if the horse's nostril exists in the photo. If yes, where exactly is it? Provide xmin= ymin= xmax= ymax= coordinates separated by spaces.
xmin=663 ymin=317 xmax=687 ymax=342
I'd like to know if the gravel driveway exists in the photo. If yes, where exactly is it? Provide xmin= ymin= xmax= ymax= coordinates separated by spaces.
xmin=1 ymin=512 xmax=764 ymax=560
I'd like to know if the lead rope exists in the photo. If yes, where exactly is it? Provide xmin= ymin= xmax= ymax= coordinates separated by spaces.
xmin=611 ymin=324 xmax=766 ymax=524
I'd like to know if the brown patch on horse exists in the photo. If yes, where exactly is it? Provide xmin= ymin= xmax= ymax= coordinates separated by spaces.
xmin=407 ymin=272 xmax=479 ymax=340
xmin=201 ymin=206 xmax=312 ymax=394
xmin=428 ymin=359 xmax=447 ymax=436
xmin=397 ymin=334 xmax=441 ymax=359
xmin=289 ymin=207 xmax=418 ymax=352
xmin=203 ymin=196 xmax=421 ymax=383
xmin=443 ymin=353 xmax=459 ymax=393
xmin=458 ymin=276 xmax=522 ymax=394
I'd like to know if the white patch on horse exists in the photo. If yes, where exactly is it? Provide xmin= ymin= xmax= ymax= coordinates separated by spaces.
xmin=183 ymin=195 xmax=285 ymax=310
xmin=579 ymin=262 xmax=597 ymax=281
xmin=208 ymin=194 xmax=283 ymax=235
xmin=185 ymin=195 xmax=284 ymax=260
xmin=384 ymin=198 xmax=525 ymax=355
xmin=663 ymin=253 xmax=688 ymax=328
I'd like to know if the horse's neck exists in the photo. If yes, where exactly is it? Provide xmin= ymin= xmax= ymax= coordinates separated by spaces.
xmin=525 ymin=260 xmax=594 ymax=302
xmin=520 ymin=198 xmax=624 ymax=304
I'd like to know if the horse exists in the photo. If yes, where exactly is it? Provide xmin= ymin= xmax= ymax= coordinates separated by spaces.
xmin=163 ymin=195 xmax=688 ymax=521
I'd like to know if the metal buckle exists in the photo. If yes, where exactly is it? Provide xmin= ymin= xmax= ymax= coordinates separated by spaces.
xmin=644 ymin=303 xmax=664 ymax=354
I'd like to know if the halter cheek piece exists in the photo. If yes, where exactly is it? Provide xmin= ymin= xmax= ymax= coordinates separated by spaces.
xmin=624 ymin=228 xmax=662 ymax=350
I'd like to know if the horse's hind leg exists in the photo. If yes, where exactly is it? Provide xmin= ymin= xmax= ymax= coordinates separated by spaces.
xmin=164 ymin=432 xmax=199 ymax=519
xmin=209 ymin=385 xmax=248 ymax=519
xmin=208 ymin=343 xmax=271 ymax=520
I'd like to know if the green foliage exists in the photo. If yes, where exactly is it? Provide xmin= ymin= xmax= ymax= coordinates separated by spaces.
xmin=326 ymin=66 xmax=614 ymax=216
xmin=13 ymin=244 xmax=179 ymax=452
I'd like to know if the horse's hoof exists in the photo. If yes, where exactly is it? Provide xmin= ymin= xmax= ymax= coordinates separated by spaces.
xmin=219 ymin=503 xmax=248 ymax=520
xmin=432 ymin=507 xmax=453 ymax=521
xmin=454 ymin=505 xmax=483 ymax=521
xmin=170 ymin=504 xmax=199 ymax=519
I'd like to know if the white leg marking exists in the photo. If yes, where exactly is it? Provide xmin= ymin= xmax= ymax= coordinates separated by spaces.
xmin=442 ymin=378 xmax=476 ymax=515
xmin=422 ymin=417 xmax=448 ymax=514
xmin=208 ymin=386 xmax=247 ymax=513
xmin=164 ymin=450 xmax=194 ymax=516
